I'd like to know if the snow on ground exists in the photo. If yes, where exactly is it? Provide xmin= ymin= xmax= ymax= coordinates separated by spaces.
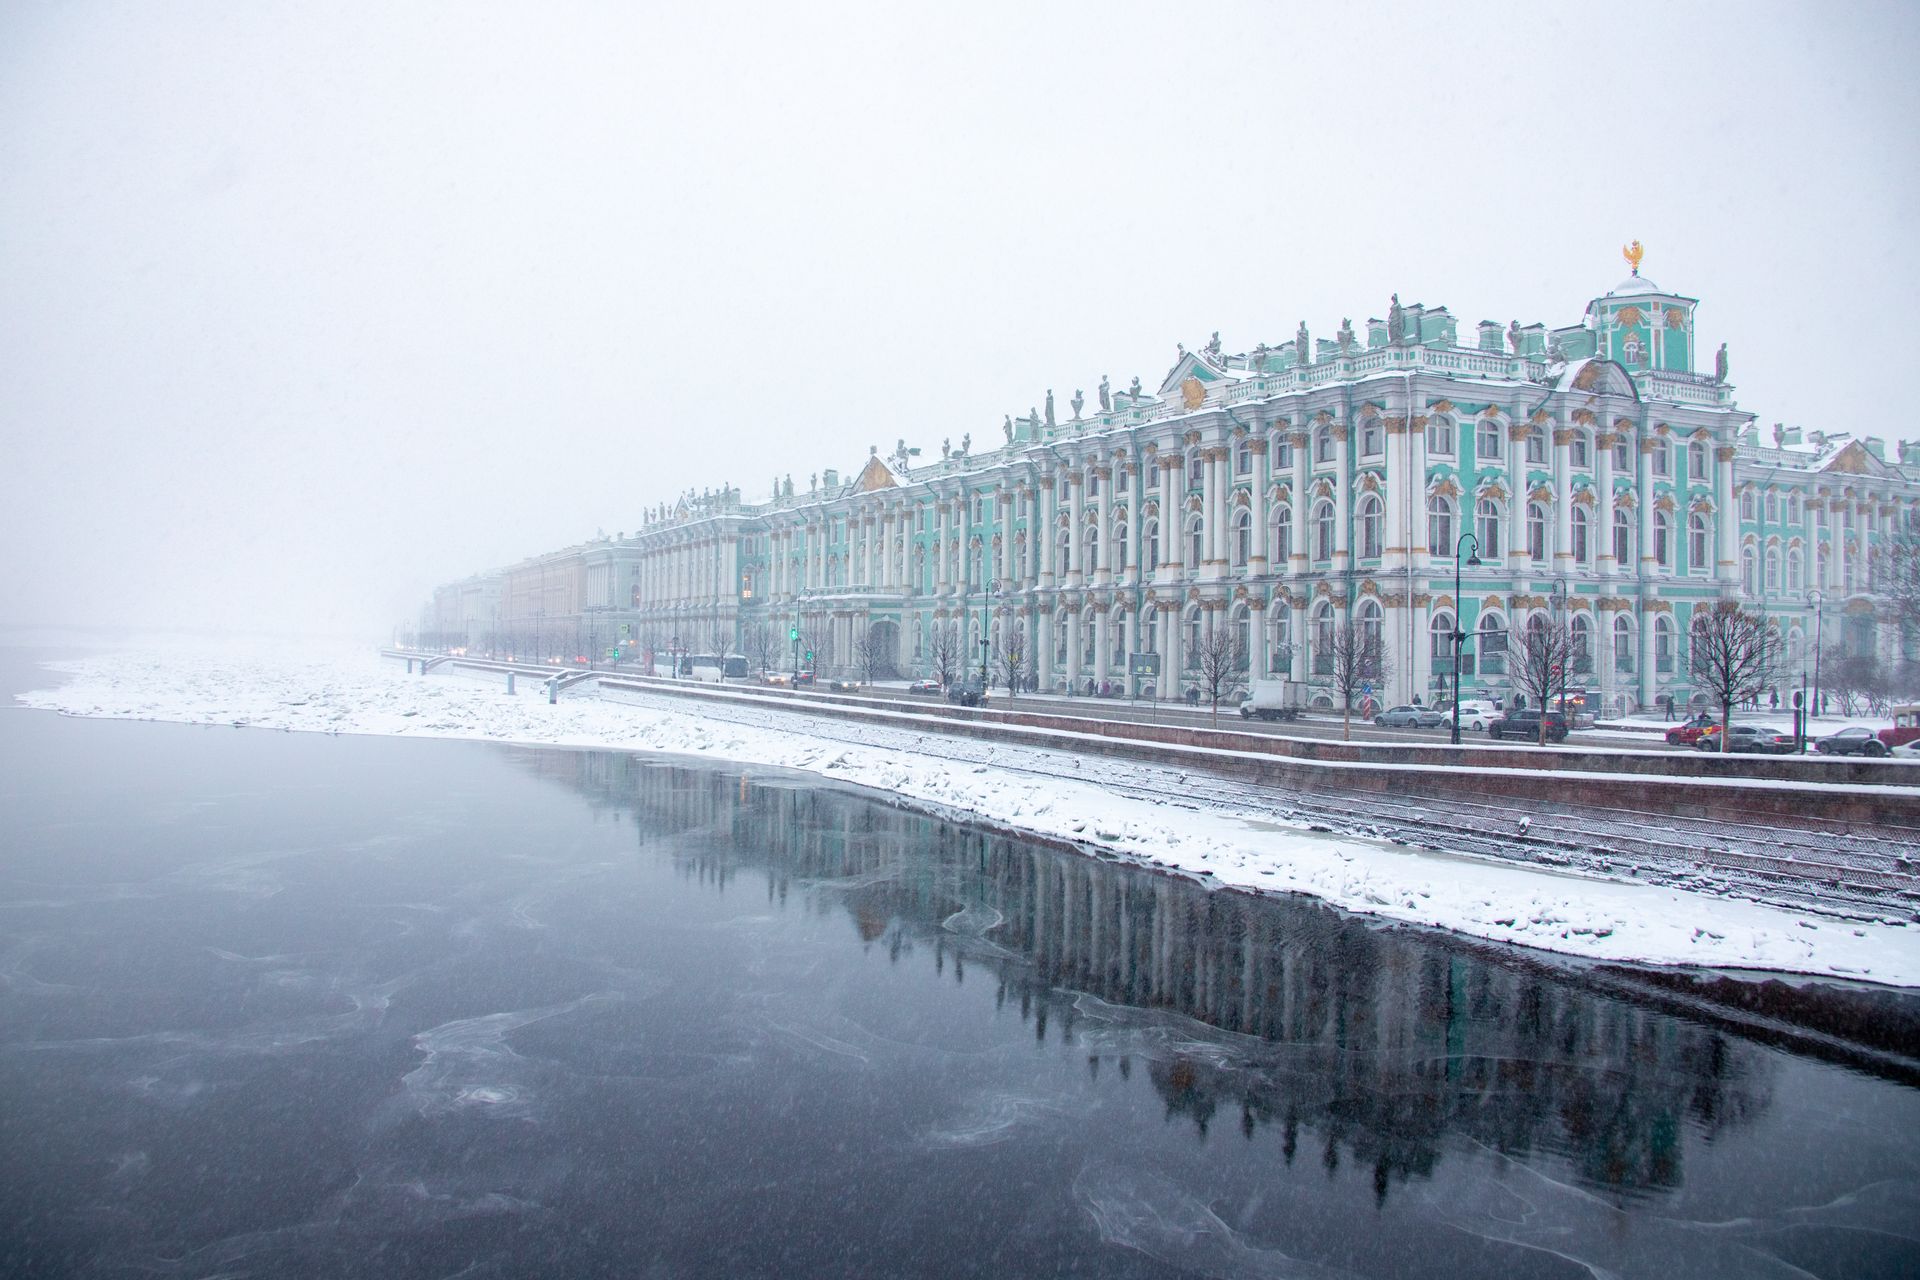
xmin=17 ymin=648 xmax=1920 ymax=988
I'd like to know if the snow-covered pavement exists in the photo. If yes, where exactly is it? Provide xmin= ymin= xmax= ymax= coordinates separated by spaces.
xmin=18 ymin=647 xmax=1920 ymax=987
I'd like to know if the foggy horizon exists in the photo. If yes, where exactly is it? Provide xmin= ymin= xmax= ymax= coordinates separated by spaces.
xmin=5 ymin=2 xmax=1916 ymax=639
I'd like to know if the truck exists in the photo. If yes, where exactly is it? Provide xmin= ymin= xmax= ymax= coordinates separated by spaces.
xmin=1238 ymin=678 xmax=1306 ymax=722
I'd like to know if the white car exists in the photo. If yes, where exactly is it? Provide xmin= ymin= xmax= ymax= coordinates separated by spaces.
xmin=1890 ymin=739 xmax=1920 ymax=761
xmin=1445 ymin=700 xmax=1500 ymax=732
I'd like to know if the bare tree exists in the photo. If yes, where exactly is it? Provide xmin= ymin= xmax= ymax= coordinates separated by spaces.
xmin=1689 ymin=602 xmax=1785 ymax=752
xmin=929 ymin=620 xmax=964 ymax=689
xmin=851 ymin=622 xmax=894 ymax=686
xmin=1871 ymin=538 xmax=1920 ymax=662
xmin=1189 ymin=621 xmax=1244 ymax=726
xmin=993 ymin=619 xmax=1028 ymax=705
xmin=1819 ymin=644 xmax=1878 ymax=717
xmin=740 ymin=622 xmax=779 ymax=675
xmin=1329 ymin=620 xmax=1390 ymax=741
xmin=1508 ymin=614 xmax=1580 ymax=744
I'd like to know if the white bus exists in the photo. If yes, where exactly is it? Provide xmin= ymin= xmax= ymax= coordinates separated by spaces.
xmin=652 ymin=653 xmax=750 ymax=682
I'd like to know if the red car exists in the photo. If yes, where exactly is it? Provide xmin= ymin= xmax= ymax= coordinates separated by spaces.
xmin=1665 ymin=715 xmax=1717 ymax=746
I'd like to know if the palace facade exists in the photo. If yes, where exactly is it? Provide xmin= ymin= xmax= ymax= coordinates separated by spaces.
xmin=442 ymin=259 xmax=1919 ymax=714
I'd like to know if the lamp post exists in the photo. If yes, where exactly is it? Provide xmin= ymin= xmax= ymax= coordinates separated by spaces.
xmin=980 ymin=579 xmax=1000 ymax=686
xmin=1809 ymin=588 xmax=1825 ymax=726
xmin=1450 ymin=531 xmax=1483 ymax=746
xmin=1552 ymin=577 xmax=1570 ymax=723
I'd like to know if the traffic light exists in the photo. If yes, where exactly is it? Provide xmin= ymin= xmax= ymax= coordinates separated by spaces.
xmin=789 ymin=627 xmax=799 ymax=642
xmin=805 ymin=649 xmax=813 ymax=662
xmin=611 ymin=648 xmax=621 ymax=659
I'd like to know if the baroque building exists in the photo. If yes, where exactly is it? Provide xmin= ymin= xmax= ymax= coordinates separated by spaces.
xmin=489 ymin=254 xmax=1920 ymax=713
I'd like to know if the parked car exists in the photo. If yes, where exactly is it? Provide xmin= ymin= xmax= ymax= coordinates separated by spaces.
xmin=1375 ymin=704 xmax=1448 ymax=729
xmin=1889 ymin=739 xmax=1920 ymax=761
xmin=908 ymin=678 xmax=942 ymax=695
xmin=1487 ymin=708 xmax=1570 ymax=743
xmin=1699 ymin=724 xmax=1796 ymax=754
xmin=1443 ymin=699 xmax=1500 ymax=731
xmin=1815 ymin=726 xmax=1890 ymax=758
xmin=1665 ymin=714 xmax=1719 ymax=746
xmin=946 ymin=676 xmax=988 ymax=707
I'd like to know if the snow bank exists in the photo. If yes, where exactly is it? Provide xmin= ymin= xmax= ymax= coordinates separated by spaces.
xmin=18 ymin=649 xmax=1920 ymax=988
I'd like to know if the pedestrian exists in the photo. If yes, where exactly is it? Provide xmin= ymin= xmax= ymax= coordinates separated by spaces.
xmin=1663 ymin=693 xmax=1673 ymax=722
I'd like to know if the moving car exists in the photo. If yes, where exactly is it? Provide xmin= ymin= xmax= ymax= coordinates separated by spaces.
xmin=908 ymin=678 xmax=942 ymax=695
xmin=1699 ymin=724 xmax=1796 ymax=754
xmin=1665 ymin=714 xmax=1718 ymax=746
xmin=946 ymin=676 xmax=988 ymax=707
xmin=1815 ymin=726 xmax=1890 ymax=757
xmin=828 ymin=678 xmax=860 ymax=693
xmin=1487 ymin=708 xmax=1570 ymax=743
xmin=1374 ymin=704 xmax=1447 ymax=729
xmin=1889 ymin=738 xmax=1920 ymax=761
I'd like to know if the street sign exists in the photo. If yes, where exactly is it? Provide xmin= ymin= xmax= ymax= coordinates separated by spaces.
xmin=1128 ymin=652 xmax=1161 ymax=678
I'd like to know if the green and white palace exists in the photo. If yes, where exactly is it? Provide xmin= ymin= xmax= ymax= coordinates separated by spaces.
xmin=440 ymin=251 xmax=1919 ymax=715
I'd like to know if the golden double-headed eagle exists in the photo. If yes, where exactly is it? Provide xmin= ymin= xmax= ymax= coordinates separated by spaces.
xmin=1622 ymin=240 xmax=1645 ymax=275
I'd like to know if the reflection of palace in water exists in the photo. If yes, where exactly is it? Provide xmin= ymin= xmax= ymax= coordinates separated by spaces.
xmin=519 ymin=747 xmax=1780 ymax=1204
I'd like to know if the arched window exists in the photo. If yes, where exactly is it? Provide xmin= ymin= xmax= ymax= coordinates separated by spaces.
xmin=1272 ymin=505 xmax=1292 ymax=563
xmin=1142 ymin=607 xmax=1159 ymax=653
xmin=1270 ymin=609 xmax=1292 ymax=673
xmin=1787 ymin=493 xmax=1802 ymax=523
xmin=1613 ymin=615 xmax=1635 ymax=674
xmin=1112 ymin=517 xmax=1127 ymax=572
xmin=1477 ymin=418 xmax=1502 ymax=460
xmin=1427 ymin=416 xmax=1454 ymax=456
xmin=1613 ymin=509 xmax=1632 ymax=565
xmin=1428 ymin=495 xmax=1456 ymax=558
xmin=1430 ymin=611 xmax=1456 ymax=666
xmin=1654 ymin=510 xmax=1672 ymax=568
xmin=1312 ymin=601 xmax=1335 ymax=675
xmin=1187 ymin=516 xmax=1204 ymax=569
xmin=1526 ymin=501 xmax=1547 ymax=562
xmin=1572 ymin=505 xmax=1591 ymax=563
xmin=1231 ymin=603 xmax=1251 ymax=671
xmin=1763 ymin=491 xmax=1777 ymax=523
xmin=1232 ymin=508 xmax=1251 ymax=567
xmin=1478 ymin=610 xmax=1508 ymax=675
xmin=1612 ymin=434 xmax=1632 ymax=470
xmin=1655 ymin=614 xmax=1676 ymax=672
xmin=1360 ymin=417 xmax=1382 ymax=457
xmin=1083 ymin=522 xmax=1100 ymax=575
xmin=1688 ymin=513 xmax=1709 ymax=573
xmin=1086 ymin=470 xmax=1100 ymax=498
xmin=1314 ymin=500 xmax=1335 ymax=560
xmin=1144 ymin=518 xmax=1160 ymax=569
xmin=1788 ymin=546 xmax=1803 ymax=591
xmin=1056 ymin=528 xmax=1071 ymax=577
xmin=1357 ymin=494 xmax=1383 ymax=559
xmin=1355 ymin=599 xmax=1383 ymax=660
xmin=1476 ymin=498 xmax=1501 ymax=558
xmin=1623 ymin=335 xmax=1644 ymax=364
xmin=1688 ymin=440 xmax=1707 ymax=482
xmin=1184 ymin=607 xmax=1204 ymax=669
xmin=1571 ymin=613 xmax=1593 ymax=673
xmin=1741 ymin=545 xmax=1757 ymax=596
xmin=1570 ymin=431 xmax=1591 ymax=468
xmin=1765 ymin=545 xmax=1781 ymax=592
xmin=1651 ymin=439 xmax=1671 ymax=477
xmin=1525 ymin=428 xmax=1546 ymax=465
xmin=1313 ymin=427 xmax=1334 ymax=464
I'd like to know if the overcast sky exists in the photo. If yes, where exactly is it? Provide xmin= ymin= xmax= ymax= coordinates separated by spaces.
xmin=4 ymin=1 xmax=1915 ymax=638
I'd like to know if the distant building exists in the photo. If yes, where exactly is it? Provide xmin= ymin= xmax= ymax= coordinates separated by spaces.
xmin=440 ymin=256 xmax=1920 ymax=712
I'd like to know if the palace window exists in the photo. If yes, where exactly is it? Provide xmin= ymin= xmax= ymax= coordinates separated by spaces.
xmin=1525 ymin=430 xmax=1546 ymax=465
xmin=1741 ymin=546 xmax=1757 ymax=595
xmin=1270 ymin=612 xmax=1291 ymax=673
xmin=1112 ymin=520 xmax=1127 ymax=573
xmin=1766 ymin=545 xmax=1781 ymax=592
xmin=1236 ymin=443 xmax=1252 ymax=475
xmin=1427 ymin=416 xmax=1454 ymax=456
xmin=1428 ymin=495 xmax=1455 ymax=558
xmin=1083 ymin=524 xmax=1100 ymax=575
xmin=1360 ymin=417 xmax=1382 ymax=458
xmin=1527 ymin=502 xmax=1547 ymax=562
xmin=1315 ymin=501 xmax=1335 ymax=560
xmin=1686 ymin=512 xmax=1709 ymax=572
xmin=1764 ymin=491 xmax=1778 ymax=523
xmin=1787 ymin=493 xmax=1801 ymax=523
xmin=1614 ymin=509 xmax=1632 ymax=564
xmin=1572 ymin=506 xmax=1591 ymax=563
xmin=1233 ymin=509 xmax=1252 ymax=566
xmin=1273 ymin=436 xmax=1294 ymax=468
xmin=1788 ymin=547 xmax=1803 ymax=591
xmin=1476 ymin=498 xmax=1502 ymax=558
xmin=1614 ymin=615 xmax=1635 ymax=674
xmin=1655 ymin=615 xmax=1675 ymax=672
xmin=1313 ymin=427 xmax=1334 ymax=464
xmin=1612 ymin=436 xmax=1632 ymax=470
xmin=1086 ymin=471 xmax=1100 ymax=498
xmin=1571 ymin=615 xmax=1593 ymax=673
xmin=1430 ymin=612 xmax=1456 ymax=666
xmin=1145 ymin=518 xmax=1160 ymax=568
xmin=1312 ymin=603 xmax=1335 ymax=675
xmin=1272 ymin=506 xmax=1292 ymax=563
xmin=1741 ymin=490 xmax=1756 ymax=522
xmin=1571 ymin=431 xmax=1590 ymax=468
xmin=1188 ymin=452 xmax=1205 ymax=488
xmin=1477 ymin=419 xmax=1502 ymax=461
xmin=1654 ymin=510 xmax=1673 ymax=568
xmin=1651 ymin=439 xmax=1671 ymax=477
xmin=1688 ymin=440 xmax=1707 ymax=482
xmin=1188 ymin=517 xmax=1204 ymax=568
xmin=1623 ymin=336 xmax=1644 ymax=364
xmin=1357 ymin=495 xmax=1383 ymax=559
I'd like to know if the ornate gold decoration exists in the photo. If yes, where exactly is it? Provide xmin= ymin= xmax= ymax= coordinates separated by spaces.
xmin=1430 ymin=399 xmax=1456 ymax=413
xmin=1180 ymin=377 xmax=1206 ymax=410
xmin=1616 ymin=305 xmax=1645 ymax=328
xmin=1665 ymin=306 xmax=1686 ymax=331
xmin=1623 ymin=239 xmax=1645 ymax=275
xmin=1573 ymin=364 xmax=1602 ymax=391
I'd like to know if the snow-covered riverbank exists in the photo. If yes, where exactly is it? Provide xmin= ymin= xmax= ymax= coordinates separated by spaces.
xmin=18 ymin=647 xmax=1920 ymax=987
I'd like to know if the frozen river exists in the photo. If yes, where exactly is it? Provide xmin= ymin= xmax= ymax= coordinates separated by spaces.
xmin=4 ymin=651 xmax=1919 ymax=1278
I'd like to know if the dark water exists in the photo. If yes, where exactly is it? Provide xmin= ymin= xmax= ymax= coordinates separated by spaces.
xmin=4 ymin=652 xmax=1919 ymax=1279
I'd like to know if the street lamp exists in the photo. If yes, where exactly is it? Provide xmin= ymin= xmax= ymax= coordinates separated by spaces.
xmin=1809 ymin=588 xmax=1825 ymax=728
xmin=980 ymin=579 xmax=1000 ymax=685
xmin=1450 ymin=531 xmax=1483 ymax=746
xmin=1552 ymin=577 xmax=1570 ymax=724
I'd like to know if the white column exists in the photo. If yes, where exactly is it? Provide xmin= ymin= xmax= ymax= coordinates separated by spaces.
xmin=1067 ymin=472 xmax=1085 ymax=584
xmin=1094 ymin=469 xmax=1114 ymax=582
xmin=1332 ymin=426 xmax=1351 ymax=569
xmin=1291 ymin=430 xmax=1310 ymax=573
xmin=1595 ymin=429 xmax=1617 ymax=578
xmin=1409 ymin=416 xmax=1430 ymax=570
xmin=1249 ymin=441 xmax=1269 ymax=575
xmin=1553 ymin=420 xmax=1574 ymax=575
xmin=1638 ymin=431 xmax=1656 ymax=581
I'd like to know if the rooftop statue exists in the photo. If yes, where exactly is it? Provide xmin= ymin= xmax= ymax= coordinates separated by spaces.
xmin=1253 ymin=341 xmax=1269 ymax=368
xmin=1204 ymin=330 xmax=1223 ymax=363
xmin=1071 ymin=388 xmax=1085 ymax=419
xmin=1388 ymin=293 xmax=1405 ymax=343
xmin=961 ymin=432 xmax=971 ymax=455
xmin=1098 ymin=375 xmax=1111 ymax=412
xmin=1045 ymin=389 xmax=1055 ymax=427
xmin=1714 ymin=342 xmax=1729 ymax=384
xmin=1508 ymin=320 xmax=1523 ymax=354
xmin=941 ymin=438 xmax=951 ymax=459
xmin=1295 ymin=321 xmax=1310 ymax=364
xmin=1129 ymin=375 xmax=1142 ymax=398
xmin=1003 ymin=415 xmax=1014 ymax=443
xmin=1335 ymin=320 xmax=1354 ymax=352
